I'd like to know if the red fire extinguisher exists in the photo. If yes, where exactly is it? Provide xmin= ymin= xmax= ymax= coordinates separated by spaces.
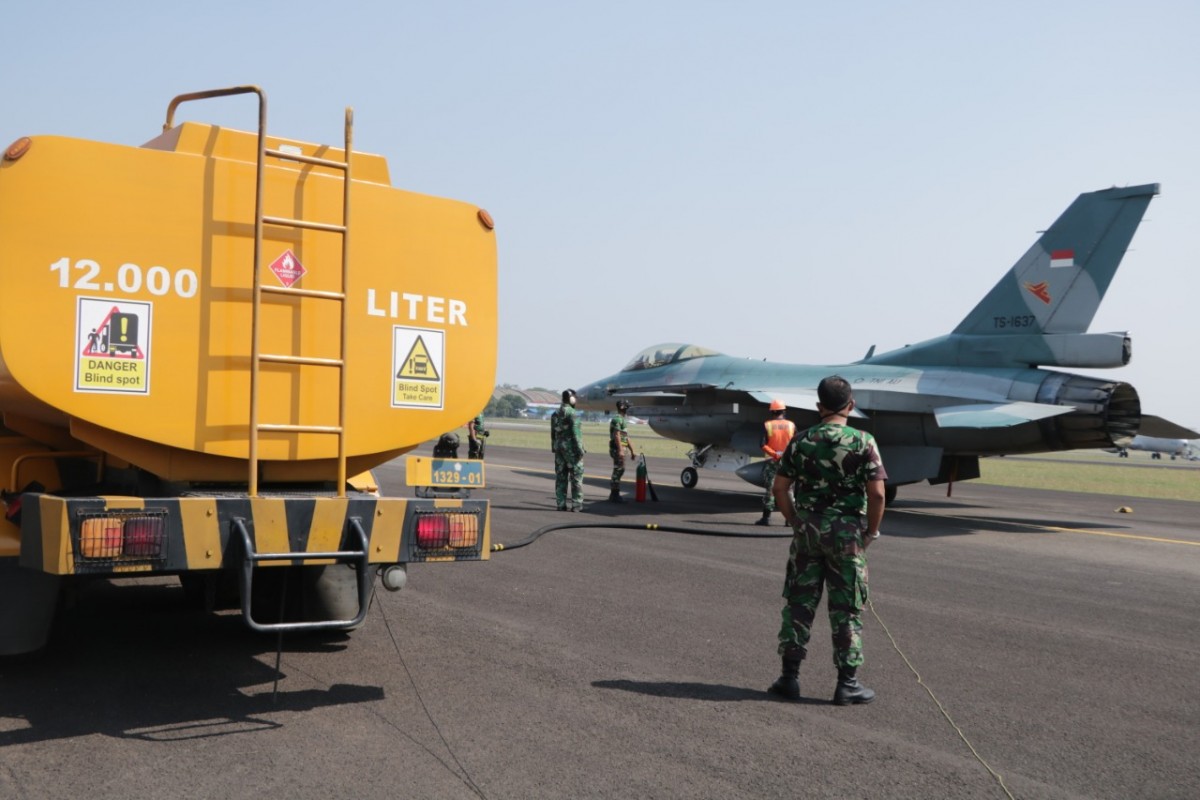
xmin=635 ymin=456 xmax=647 ymax=502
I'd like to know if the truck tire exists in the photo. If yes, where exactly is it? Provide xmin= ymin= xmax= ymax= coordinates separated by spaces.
xmin=0 ymin=557 xmax=61 ymax=656
xmin=302 ymin=563 xmax=371 ymax=630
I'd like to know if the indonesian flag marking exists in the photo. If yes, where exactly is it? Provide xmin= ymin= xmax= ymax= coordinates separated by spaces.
xmin=1049 ymin=248 xmax=1075 ymax=268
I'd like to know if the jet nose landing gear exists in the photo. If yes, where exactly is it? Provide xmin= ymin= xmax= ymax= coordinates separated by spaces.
xmin=681 ymin=444 xmax=715 ymax=489
xmin=681 ymin=467 xmax=698 ymax=489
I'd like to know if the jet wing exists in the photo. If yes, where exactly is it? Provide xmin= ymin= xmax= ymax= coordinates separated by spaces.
xmin=747 ymin=390 xmax=869 ymax=418
xmin=601 ymin=385 xmax=697 ymax=408
xmin=1138 ymin=415 xmax=1200 ymax=439
xmin=609 ymin=383 xmax=710 ymax=396
xmin=933 ymin=401 xmax=1074 ymax=429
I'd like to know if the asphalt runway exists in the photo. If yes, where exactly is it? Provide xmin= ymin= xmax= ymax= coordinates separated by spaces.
xmin=2 ymin=444 xmax=1198 ymax=799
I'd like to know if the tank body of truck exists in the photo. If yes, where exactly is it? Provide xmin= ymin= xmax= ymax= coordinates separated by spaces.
xmin=0 ymin=87 xmax=497 ymax=655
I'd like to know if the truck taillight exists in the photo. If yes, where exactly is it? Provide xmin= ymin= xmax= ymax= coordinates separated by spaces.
xmin=75 ymin=511 xmax=167 ymax=565
xmin=414 ymin=511 xmax=480 ymax=550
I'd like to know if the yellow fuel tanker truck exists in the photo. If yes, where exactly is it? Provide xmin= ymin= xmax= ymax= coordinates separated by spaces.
xmin=0 ymin=87 xmax=497 ymax=655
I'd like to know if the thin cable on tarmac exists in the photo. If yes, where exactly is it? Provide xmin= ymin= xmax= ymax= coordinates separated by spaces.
xmin=377 ymin=593 xmax=489 ymax=800
xmin=276 ymin=642 xmax=484 ymax=799
xmin=495 ymin=520 xmax=1015 ymax=799
xmin=868 ymin=599 xmax=1016 ymax=800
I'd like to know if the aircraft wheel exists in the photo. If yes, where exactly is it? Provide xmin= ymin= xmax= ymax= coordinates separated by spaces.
xmin=681 ymin=467 xmax=698 ymax=489
xmin=884 ymin=484 xmax=898 ymax=506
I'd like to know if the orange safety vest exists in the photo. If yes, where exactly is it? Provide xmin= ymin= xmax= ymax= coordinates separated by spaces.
xmin=762 ymin=419 xmax=797 ymax=458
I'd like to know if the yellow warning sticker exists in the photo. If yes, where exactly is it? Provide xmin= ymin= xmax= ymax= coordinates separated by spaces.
xmin=397 ymin=335 xmax=441 ymax=381
xmin=74 ymin=297 xmax=152 ymax=394
xmin=392 ymin=326 xmax=444 ymax=409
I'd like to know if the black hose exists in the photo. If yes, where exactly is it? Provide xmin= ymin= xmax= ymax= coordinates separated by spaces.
xmin=492 ymin=521 xmax=792 ymax=552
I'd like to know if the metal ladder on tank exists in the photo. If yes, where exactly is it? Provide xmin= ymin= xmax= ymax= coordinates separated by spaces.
xmin=165 ymin=87 xmax=370 ymax=632
xmin=248 ymin=110 xmax=352 ymax=500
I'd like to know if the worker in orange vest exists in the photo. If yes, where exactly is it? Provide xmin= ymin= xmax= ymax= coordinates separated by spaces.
xmin=757 ymin=399 xmax=796 ymax=525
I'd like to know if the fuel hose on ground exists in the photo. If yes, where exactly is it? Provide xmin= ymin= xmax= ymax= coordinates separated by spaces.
xmin=491 ymin=521 xmax=791 ymax=552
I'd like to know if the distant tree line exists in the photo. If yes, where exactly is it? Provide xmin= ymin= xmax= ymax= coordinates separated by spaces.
xmin=484 ymin=393 xmax=528 ymax=418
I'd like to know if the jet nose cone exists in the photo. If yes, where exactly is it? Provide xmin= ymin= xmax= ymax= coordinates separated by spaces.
xmin=574 ymin=378 xmax=612 ymax=410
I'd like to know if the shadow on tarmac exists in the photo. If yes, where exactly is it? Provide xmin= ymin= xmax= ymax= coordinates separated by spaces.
xmin=593 ymin=679 xmax=829 ymax=706
xmin=0 ymin=578 xmax=383 ymax=746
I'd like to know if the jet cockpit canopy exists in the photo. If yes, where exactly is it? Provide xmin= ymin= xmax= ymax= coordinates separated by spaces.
xmin=621 ymin=343 xmax=723 ymax=372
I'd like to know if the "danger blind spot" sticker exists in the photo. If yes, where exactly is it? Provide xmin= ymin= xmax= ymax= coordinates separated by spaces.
xmin=75 ymin=297 xmax=152 ymax=394
xmin=392 ymin=326 xmax=444 ymax=409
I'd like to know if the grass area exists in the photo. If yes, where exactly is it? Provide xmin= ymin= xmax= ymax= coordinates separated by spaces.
xmin=477 ymin=421 xmax=693 ymax=459
xmin=463 ymin=421 xmax=1200 ymax=502
xmin=978 ymin=457 xmax=1200 ymax=502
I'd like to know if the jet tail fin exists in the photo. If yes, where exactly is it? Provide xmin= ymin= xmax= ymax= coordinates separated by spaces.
xmin=953 ymin=183 xmax=1158 ymax=336
xmin=864 ymin=184 xmax=1158 ymax=368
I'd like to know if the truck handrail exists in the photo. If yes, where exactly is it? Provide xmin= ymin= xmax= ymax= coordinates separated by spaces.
xmin=233 ymin=516 xmax=372 ymax=633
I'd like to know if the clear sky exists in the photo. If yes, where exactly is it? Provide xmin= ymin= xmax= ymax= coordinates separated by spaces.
xmin=4 ymin=1 xmax=1197 ymax=429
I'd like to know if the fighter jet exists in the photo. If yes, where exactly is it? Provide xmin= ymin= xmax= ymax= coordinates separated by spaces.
xmin=577 ymin=183 xmax=1199 ymax=502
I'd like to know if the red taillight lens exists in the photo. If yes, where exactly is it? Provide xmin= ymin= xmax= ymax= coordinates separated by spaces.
xmin=123 ymin=517 xmax=164 ymax=557
xmin=416 ymin=514 xmax=449 ymax=548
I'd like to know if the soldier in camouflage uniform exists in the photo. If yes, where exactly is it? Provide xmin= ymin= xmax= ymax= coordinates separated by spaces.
xmin=552 ymin=389 xmax=585 ymax=511
xmin=607 ymin=400 xmax=638 ymax=502
xmin=769 ymin=375 xmax=886 ymax=705
xmin=467 ymin=412 xmax=488 ymax=459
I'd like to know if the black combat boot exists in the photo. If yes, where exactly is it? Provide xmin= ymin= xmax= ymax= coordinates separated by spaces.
xmin=608 ymin=488 xmax=624 ymax=503
xmin=832 ymin=666 xmax=875 ymax=705
xmin=755 ymin=510 xmax=771 ymax=526
xmin=767 ymin=657 xmax=801 ymax=701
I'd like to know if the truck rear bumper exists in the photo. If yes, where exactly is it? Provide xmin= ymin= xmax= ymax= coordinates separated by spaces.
xmin=18 ymin=493 xmax=489 ymax=576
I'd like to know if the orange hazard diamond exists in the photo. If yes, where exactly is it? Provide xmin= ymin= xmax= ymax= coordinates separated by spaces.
xmin=269 ymin=249 xmax=306 ymax=288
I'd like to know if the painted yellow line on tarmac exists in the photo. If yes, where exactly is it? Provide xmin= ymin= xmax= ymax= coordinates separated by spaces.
xmin=897 ymin=509 xmax=1200 ymax=547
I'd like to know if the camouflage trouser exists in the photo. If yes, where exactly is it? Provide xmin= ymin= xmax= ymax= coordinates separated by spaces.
xmin=761 ymin=458 xmax=780 ymax=511
xmin=554 ymin=449 xmax=585 ymax=509
xmin=609 ymin=451 xmax=625 ymax=493
xmin=777 ymin=520 xmax=869 ymax=668
xmin=468 ymin=438 xmax=484 ymax=459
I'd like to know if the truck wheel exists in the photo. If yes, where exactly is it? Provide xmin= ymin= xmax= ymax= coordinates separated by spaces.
xmin=0 ymin=557 xmax=61 ymax=656
xmin=302 ymin=564 xmax=371 ymax=630
xmin=681 ymin=467 xmax=698 ymax=489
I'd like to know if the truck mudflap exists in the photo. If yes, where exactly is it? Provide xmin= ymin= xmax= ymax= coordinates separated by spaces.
xmin=18 ymin=493 xmax=490 ymax=577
